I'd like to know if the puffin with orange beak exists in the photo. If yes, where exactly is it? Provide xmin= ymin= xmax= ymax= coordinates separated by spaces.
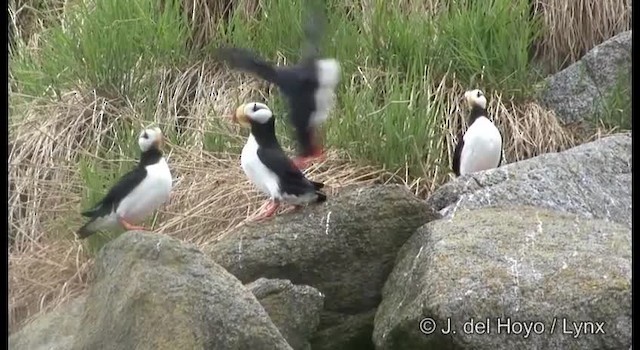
xmin=230 ymin=102 xmax=327 ymax=221
xmin=214 ymin=1 xmax=340 ymax=170
xmin=77 ymin=127 xmax=173 ymax=238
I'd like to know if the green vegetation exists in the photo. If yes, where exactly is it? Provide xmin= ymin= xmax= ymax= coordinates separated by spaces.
xmin=6 ymin=0 xmax=554 ymax=253
xmin=596 ymin=69 xmax=631 ymax=130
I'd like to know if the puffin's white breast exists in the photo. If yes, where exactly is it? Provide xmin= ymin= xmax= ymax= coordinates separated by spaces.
xmin=310 ymin=59 xmax=341 ymax=127
xmin=459 ymin=116 xmax=503 ymax=176
xmin=116 ymin=158 xmax=173 ymax=223
xmin=241 ymin=134 xmax=282 ymax=200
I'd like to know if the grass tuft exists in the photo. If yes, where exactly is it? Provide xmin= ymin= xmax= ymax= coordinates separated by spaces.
xmin=431 ymin=0 xmax=544 ymax=95
xmin=531 ymin=0 xmax=631 ymax=73
xmin=595 ymin=68 xmax=631 ymax=131
xmin=10 ymin=0 xmax=191 ymax=100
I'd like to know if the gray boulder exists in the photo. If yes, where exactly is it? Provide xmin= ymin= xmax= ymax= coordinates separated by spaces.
xmin=206 ymin=185 xmax=440 ymax=349
xmin=72 ymin=231 xmax=292 ymax=350
xmin=9 ymin=296 xmax=86 ymax=350
xmin=374 ymin=206 xmax=632 ymax=350
xmin=539 ymin=30 xmax=631 ymax=125
xmin=311 ymin=310 xmax=377 ymax=350
xmin=247 ymin=278 xmax=324 ymax=350
xmin=427 ymin=133 xmax=631 ymax=228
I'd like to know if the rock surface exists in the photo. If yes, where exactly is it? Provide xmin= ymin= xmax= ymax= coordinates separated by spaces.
xmin=247 ymin=278 xmax=324 ymax=350
xmin=374 ymin=206 xmax=632 ymax=350
xmin=71 ymin=231 xmax=292 ymax=350
xmin=207 ymin=184 xmax=440 ymax=349
xmin=427 ymin=133 xmax=631 ymax=228
xmin=311 ymin=310 xmax=377 ymax=350
xmin=9 ymin=296 xmax=86 ymax=350
xmin=539 ymin=30 xmax=631 ymax=125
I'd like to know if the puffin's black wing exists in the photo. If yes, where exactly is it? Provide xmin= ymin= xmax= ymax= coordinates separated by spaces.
xmin=214 ymin=47 xmax=280 ymax=85
xmin=452 ymin=132 xmax=464 ymax=177
xmin=81 ymin=166 xmax=147 ymax=218
xmin=498 ymin=131 xmax=505 ymax=167
xmin=257 ymin=147 xmax=322 ymax=196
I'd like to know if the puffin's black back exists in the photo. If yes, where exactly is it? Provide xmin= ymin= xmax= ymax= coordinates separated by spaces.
xmin=81 ymin=149 xmax=163 ymax=218
xmin=250 ymin=117 xmax=326 ymax=200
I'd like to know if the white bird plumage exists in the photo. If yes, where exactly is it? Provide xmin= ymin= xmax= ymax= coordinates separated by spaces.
xmin=77 ymin=127 xmax=173 ymax=238
xmin=453 ymin=89 xmax=503 ymax=176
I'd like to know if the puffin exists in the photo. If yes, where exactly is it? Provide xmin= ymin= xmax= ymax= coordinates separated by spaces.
xmin=76 ymin=127 xmax=173 ymax=238
xmin=452 ymin=89 xmax=504 ymax=177
xmin=230 ymin=101 xmax=327 ymax=221
xmin=215 ymin=3 xmax=341 ymax=170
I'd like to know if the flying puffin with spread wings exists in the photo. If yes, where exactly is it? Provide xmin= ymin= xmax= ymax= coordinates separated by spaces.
xmin=452 ymin=89 xmax=504 ymax=177
xmin=230 ymin=101 xmax=327 ymax=221
xmin=214 ymin=1 xmax=341 ymax=170
xmin=76 ymin=127 xmax=173 ymax=238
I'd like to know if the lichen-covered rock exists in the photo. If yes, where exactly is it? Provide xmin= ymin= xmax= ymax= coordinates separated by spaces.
xmin=71 ymin=231 xmax=292 ymax=350
xmin=207 ymin=184 xmax=440 ymax=349
xmin=9 ymin=296 xmax=86 ymax=350
xmin=539 ymin=30 xmax=631 ymax=125
xmin=373 ymin=206 xmax=632 ymax=350
xmin=310 ymin=310 xmax=377 ymax=350
xmin=247 ymin=278 xmax=324 ymax=350
xmin=428 ymin=133 xmax=631 ymax=229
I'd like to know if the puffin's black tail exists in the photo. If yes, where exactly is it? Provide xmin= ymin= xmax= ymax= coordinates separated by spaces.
xmin=311 ymin=181 xmax=327 ymax=203
xmin=76 ymin=220 xmax=97 ymax=239
xmin=81 ymin=208 xmax=97 ymax=218
xmin=214 ymin=47 xmax=280 ymax=85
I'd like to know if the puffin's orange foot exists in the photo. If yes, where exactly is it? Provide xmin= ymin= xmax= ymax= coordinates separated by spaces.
xmin=119 ymin=218 xmax=149 ymax=231
xmin=249 ymin=200 xmax=280 ymax=222
xmin=292 ymin=156 xmax=313 ymax=170
xmin=312 ymin=147 xmax=326 ymax=162
xmin=292 ymin=149 xmax=326 ymax=170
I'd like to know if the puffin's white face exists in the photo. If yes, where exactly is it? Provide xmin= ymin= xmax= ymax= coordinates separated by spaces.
xmin=138 ymin=127 xmax=164 ymax=152
xmin=231 ymin=102 xmax=273 ymax=127
xmin=464 ymin=89 xmax=487 ymax=110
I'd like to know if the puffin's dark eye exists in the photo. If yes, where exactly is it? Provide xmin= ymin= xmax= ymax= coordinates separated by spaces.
xmin=252 ymin=103 xmax=259 ymax=112
xmin=477 ymin=91 xmax=482 ymax=98
xmin=142 ymin=132 xmax=149 ymax=139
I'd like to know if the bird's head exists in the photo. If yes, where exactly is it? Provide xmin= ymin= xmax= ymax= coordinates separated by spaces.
xmin=229 ymin=102 xmax=273 ymax=128
xmin=464 ymin=89 xmax=487 ymax=110
xmin=138 ymin=126 xmax=164 ymax=152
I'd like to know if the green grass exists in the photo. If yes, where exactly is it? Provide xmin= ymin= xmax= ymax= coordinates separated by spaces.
xmin=211 ymin=0 xmax=543 ymax=172
xmin=10 ymin=0 xmax=549 ymax=253
xmin=596 ymin=69 xmax=631 ymax=130
xmin=10 ymin=0 xmax=191 ymax=101
xmin=431 ymin=0 xmax=544 ymax=95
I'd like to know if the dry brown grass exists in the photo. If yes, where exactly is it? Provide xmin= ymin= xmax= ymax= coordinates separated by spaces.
xmin=9 ymin=74 xmax=613 ymax=333
xmin=178 ymin=0 xmax=259 ymax=50
xmin=10 ymin=59 xmax=615 ymax=332
xmin=9 ymin=0 xmax=67 ymax=48
xmin=8 ymin=66 xmax=395 ymax=332
xmin=439 ymin=83 xmax=594 ymax=181
xmin=531 ymin=0 xmax=632 ymax=73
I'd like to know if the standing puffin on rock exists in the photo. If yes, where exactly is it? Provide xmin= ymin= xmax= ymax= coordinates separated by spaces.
xmin=230 ymin=101 xmax=327 ymax=221
xmin=76 ymin=127 xmax=173 ymax=238
xmin=214 ymin=2 xmax=341 ymax=170
xmin=452 ymin=89 xmax=504 ymax=177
